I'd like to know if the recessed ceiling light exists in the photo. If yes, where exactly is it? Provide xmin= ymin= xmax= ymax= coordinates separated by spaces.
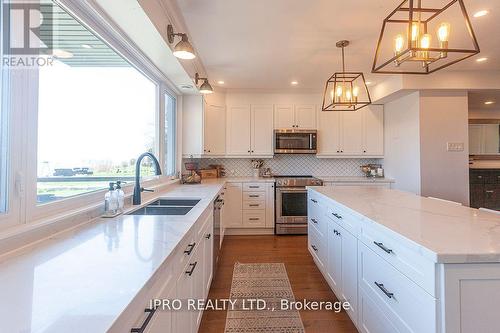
xmin=484 ymin=101 xmax=495 ymax=105
xmin=476 ymin=57 xmax=488 ymax=62
xmin=217 ymin=80 xmax=225 ymax=85
xmin=473 ymin=10 xmax=489 ymax=18
xmin=81 ymin=44 xmax=92 ymax=49
xmin=52 ymin=49 xmax=74 ymax=59
xmin=291 ymin=81 xmax=299 ymax=85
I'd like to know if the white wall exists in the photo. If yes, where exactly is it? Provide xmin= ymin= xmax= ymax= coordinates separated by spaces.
xmin=383 ymin=92 xmax=422 ymax=194
xmin=419 ymin=91 xmax=470 ymax=205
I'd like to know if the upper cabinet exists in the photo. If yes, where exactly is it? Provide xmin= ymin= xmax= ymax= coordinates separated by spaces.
xmin=227 ymin=104 xmax=274 ymax=157
xmin=274 ymin=104 xmax=316 ymax=129
xmin=317 ymin=105 xmax=384 ymax=157
xmin=469 ymin=123 xmax=500 ymax=155
xmin=182 ymin=95 xmax=226 ymax=158
xmin=204 ymin=104 xmax=226 ymax=155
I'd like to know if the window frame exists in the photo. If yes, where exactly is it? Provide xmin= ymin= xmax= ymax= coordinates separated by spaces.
xmin=0 ymin=0 xmax=180 ymax=228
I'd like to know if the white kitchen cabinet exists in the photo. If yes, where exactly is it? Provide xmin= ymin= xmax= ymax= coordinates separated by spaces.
xmin=145 ymin=285 xmax=175 ymax=333
xmin=362 ymin=105 xmax=384 ymax=156
xmin=227 ymin=105 xmax=252 ymax=156
xmin=340 ymin=111 xmax=364 ymax=155
xmin=316 ymin=105 xmax=384 ymax=157
xmin=182 ymin=95 xmax=226 ymax=158
xmin=204 ymin=104 xmax=226 ymax=155
xmin=274 ymin=105 xmax=295 ymax=128
xmin=317 ymin=111 xmax=341 ymax=155
xmin=226 ymin=105 xmax=274 ymax=157
xmin=223 ymin=183 xmax=243 ymax=227
xmin=251 ymin=105 xmax=274 ymax=155
xmin=202 ymin=218 xmax=214 ymax=297
xmin=274 ymin=104 xmax=316 ymax=129
xmin=327 ymin=220 xmax=342 ymax=294
xmin=340 ymin=228 xmax=358 ymax=322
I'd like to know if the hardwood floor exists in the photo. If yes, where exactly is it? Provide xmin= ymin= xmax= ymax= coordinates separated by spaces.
xmin=198 ymin=235 xmax=358 ymax=333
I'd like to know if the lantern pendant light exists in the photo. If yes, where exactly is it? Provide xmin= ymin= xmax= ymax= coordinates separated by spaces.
xmin=322 ymin=40 xmax=372 ymax=112
xmin=372 ymin=0 xmax=480 ymax=74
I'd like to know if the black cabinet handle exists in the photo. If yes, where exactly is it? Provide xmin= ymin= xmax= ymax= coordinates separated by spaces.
xmin=374 ymin=241 xmax=393 ymax=254
xmin=311 ymin=199 xmax=318 ymax=203
xmin=249 ymin=204 xmax=260 ymax=207
xmin=184 ymin=242 xmax=196 ymax=255
xmin=374 ymin=282 xmax=394 ymax=299
xmin=205 ymin=233 xmax=211 ymax=239
xmin=249 ymin=186 xmax=260 ymax=188
xmin=249 ymin=218 xmax=260 ymax=221
xmin=332 ymin=213 xmax=342 ymax=219
xmin=311 ymin=245 xmax=318 ymax=252
xmin=131 ymin=308 xmax=157 ymax=333
xmin=311 ymin=218 xmax=318 ymax=224
xmin=185 ymin=262 xmax=198 ymax=276
xmin=249 ymin=195 xmax=260 ymax=198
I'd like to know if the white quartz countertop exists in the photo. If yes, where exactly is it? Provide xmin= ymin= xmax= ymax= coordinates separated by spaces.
xmin=0 ymin=180 xmax=226 ymax=333
xmin=309 ymin=186 xmax=500 ymax=263
xmin=316 ymin=176 xmax=394 ymax=183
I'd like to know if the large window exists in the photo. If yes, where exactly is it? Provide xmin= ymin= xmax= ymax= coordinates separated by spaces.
xmin=164 ymin=93 xmax=176 ymax=176
xmin=36 ymin=4 xmax=158 ymax=204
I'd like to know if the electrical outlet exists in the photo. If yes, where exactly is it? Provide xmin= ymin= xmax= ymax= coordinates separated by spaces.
xmin=447 ymin=142 xmax=464 ymax=152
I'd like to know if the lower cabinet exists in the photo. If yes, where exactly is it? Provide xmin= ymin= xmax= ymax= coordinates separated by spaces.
xmin=122 ymin=211 xmax=214 ymax=333
xmin=469 ymin=169 xmax=500 ymax=210
xmin=223 ymin=182 xmax=275 ymax=233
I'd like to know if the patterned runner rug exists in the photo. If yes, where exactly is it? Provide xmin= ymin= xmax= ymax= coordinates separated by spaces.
xmin=224 ymin=262 xmax=305 ymax=333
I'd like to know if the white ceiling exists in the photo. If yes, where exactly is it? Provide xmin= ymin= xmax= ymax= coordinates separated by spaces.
xmin=175 ymin=0 xmax=500 ymax=92
xmin=469 ymin=90 xmax=500 ymax=110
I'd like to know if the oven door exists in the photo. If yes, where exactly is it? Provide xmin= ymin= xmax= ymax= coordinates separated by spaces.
xmin=275 ymin=131 xmax=317 ymax=154
xmin=276 ymin=187 xmax=308 ymax=224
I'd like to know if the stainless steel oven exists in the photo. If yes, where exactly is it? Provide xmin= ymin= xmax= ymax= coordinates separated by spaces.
xmin=275 ymin=176 xmax=323 ymax=234
xmin=274 ymin=129 xmax=317 ymax=154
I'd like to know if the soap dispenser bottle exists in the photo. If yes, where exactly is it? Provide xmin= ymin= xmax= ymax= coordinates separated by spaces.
xmin=104 ymin=182 xmax=118 ymax=217
xmin=116 ymin=181 xmax=125 ymax=212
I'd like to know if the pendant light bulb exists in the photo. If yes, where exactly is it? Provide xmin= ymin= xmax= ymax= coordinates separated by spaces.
xmin=437 ymin=22 xmax=451 ymax=42
xmin=346 ymin=89 xmax=352 ymax=101
xmin=420 ymin=34 xmax=432 ymax=49
xmin=411 ymin=23 xmax=420 ymax=42
xmin=394 ymin=34 xmax=405 ymax=53
xmin=353 ymin=86 xmax=359 ymax=97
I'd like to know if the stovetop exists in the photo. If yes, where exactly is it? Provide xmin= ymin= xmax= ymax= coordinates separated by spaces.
xmin=274 ymin=175 xmax=323 ymax=187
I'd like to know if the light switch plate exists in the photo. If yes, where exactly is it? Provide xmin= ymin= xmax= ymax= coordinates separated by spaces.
xmin=447 ymin=142 xmax=465 ymax=152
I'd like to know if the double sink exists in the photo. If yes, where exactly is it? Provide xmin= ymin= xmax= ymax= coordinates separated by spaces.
xmin=127 ymin=199 xmax=201 ymax=216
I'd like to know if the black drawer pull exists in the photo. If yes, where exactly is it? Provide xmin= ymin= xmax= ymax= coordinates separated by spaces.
xmin=131 ymin=308 xmax=157 ymax=333
xmin=332 ymin=213 xmax=343 ymax=219
xmin=249 ymin=218 xmax=260 ymax=221
xmin=249 ymin=186 xmax=260 ymax=189
xmin=334 ymin=230 xmax=341 ymax=236
xmin=205 ymin=233 xmax=211 ymax=239
xmin=185 ymin=261 xmax=198 ymax=276
xmin=374 ymin=241 xmax=393 ymax=254
xmin=249 ymin=204 xmax=260 ymax=207
xmin=311 ymin=245 xmax=318 ymax=252
xmin=374 ymin=282 xmax=394 ymax=299
xmin=311 ymin=199 xmax=318 ymax=203
xmin=249 ymin=195 xmax=260 ymax=198
xmin=311 ymin=218 xmax=318 ymax=224
xmin=184 ymin=242 xmax=196 ymax=255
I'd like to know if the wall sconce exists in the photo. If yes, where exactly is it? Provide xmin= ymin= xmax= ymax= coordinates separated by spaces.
xmin=195 ymin=73 xmax=213 ymax=94
xmin=167 ymin=24 xmax=196 ymax=60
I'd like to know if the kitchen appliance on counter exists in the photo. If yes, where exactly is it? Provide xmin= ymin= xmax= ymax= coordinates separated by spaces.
xmin=181 ymin=161 xmax=202 ymax=184
xmin=213 ymin=195 xmax=223 ymax=275
xmin=361 ymin=164 xmax=384 ymax=178
xmin=274 ymin=129 xmax=317 ymax=154
xmin=275 ymin=175 xmax=323 ymax=234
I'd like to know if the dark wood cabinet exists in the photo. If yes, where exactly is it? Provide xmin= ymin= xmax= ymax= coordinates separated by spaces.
xmin=469 ymin=169 xmax=500 ymax=210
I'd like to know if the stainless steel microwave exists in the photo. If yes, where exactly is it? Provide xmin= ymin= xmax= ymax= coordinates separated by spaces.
xmin=274 ymin=129 xmax=317 ymax=154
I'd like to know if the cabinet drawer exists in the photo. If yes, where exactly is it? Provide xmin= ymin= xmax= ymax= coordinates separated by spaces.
xmin=243 ymin=192 xmax=266 ymax=201
xmin=308 ymin=208 xmax=327 ymax=238
xmin=359 ymin=242 xmax=437 ymax=333
xmin=243 ymin=201 xmax=265 ymax=210
xmin=243 ymin=211 xmax=266 ymax=227
xmin=470 ymin=171 xmax=486 ymax=184
xmin=243 ymin=183 xmax=267 ymax=192
xmin=358 ymin=285 xmax=399 ymax=333
xmin=360 ymin=219 xmax=436 ymax=296
xmin=308 ymin=225 xmax=326 ymax=270
xmin=326 ymin=203 xmax=360 ymax=237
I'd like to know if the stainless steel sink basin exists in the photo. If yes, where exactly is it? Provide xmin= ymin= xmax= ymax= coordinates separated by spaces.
xmin=127 ymin=198 xmax=200 ymax=216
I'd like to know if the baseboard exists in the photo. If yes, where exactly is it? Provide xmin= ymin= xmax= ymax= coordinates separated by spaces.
xmin=224 ymin=228 xmax=275 ymax=235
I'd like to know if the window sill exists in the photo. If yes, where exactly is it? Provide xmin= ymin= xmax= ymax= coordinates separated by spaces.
xmin=0 ymin=178 xmax=180 ymax=257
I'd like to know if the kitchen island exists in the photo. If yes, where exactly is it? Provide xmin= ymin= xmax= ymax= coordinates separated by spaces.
xmin=307 ymin=186 xmax=500 ymax=333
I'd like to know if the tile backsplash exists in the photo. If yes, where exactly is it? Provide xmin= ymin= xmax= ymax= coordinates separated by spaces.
xmin=183 ymin=155 xmax=382 ymax=177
